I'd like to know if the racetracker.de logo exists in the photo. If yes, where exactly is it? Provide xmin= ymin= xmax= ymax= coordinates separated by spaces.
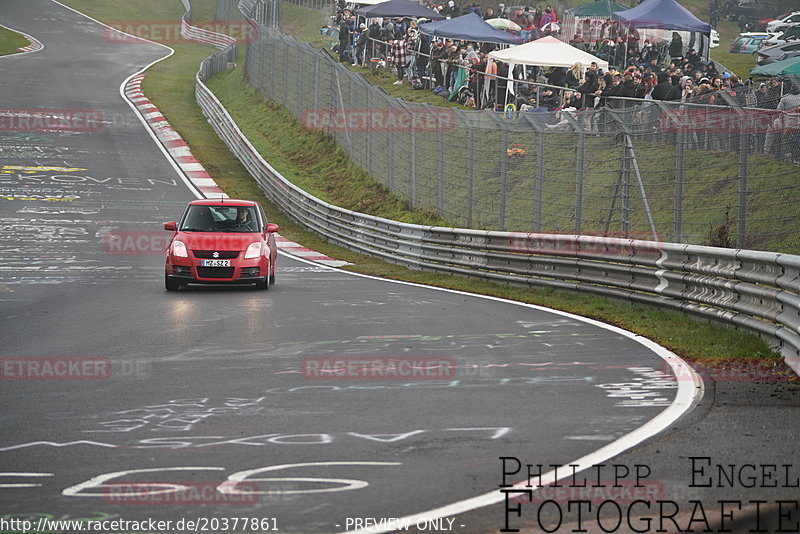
xmin=104 ymin=231 xmax=172 ymax=255
xmin=660 ymin=108 xmax=800 ymax=134
xmin=302 ymin=357 xmax=456 ymax=380
xmin=300 ymin=108 xmax=458 ymax=133
xmin=1 ymin=357 xmax=111 ymax=380
xmin=103 ymin=482 xmax=259 ymax=505
xmin=103 ymin=20 xmax=258 ymax=44
xmin=0 ymin=109 xmax=103 ymax=133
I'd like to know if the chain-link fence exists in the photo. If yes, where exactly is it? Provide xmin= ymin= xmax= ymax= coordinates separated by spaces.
xmin=238 ymin=0 xmax=800 ymax=253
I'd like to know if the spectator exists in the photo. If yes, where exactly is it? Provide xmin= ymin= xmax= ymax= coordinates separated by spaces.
xmin=338 ymin=16 xmax=353 ymax=62
xmin=390 ymin=36 xmax=408 ymax=84
xmin=540 ymin=6 xmax=555 ymax=29
xmin=669 ymin=32 xmax=683 ymax=60
xmin=353 ymin=24 xmax=368 ymax=66
xmin=497 ymin=3 xmax=507 ymax=18
xmin=566 ymin=62 xmax=582 ymax=88
xmin=680 ymin=77 xmax=694 ymax=101
xmin=651 ymin=71 xmax=672 ymax=100
xmin=577 ymin=69 xmax=600 ymax=97
xmin=414 ymin=32 xmax=430 ymax=80
xmin=546 ymin=66 xmax=566 ymax=87
xmin=778 ymin=85 xmax=800 ymax=112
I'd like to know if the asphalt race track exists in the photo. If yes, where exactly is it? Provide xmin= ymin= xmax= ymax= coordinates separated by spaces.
xmin=7 ymin=1 xmax=786 ymax=533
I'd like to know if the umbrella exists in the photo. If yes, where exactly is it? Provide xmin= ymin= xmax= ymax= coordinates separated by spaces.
xmin=541 ymin=22 xmax=561 ymax=33
xmin=485 ymin=18 xmax=522 ymax=31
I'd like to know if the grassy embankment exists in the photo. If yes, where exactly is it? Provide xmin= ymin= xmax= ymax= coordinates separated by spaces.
xmin=56 ymin=0 xmax=788 ymax=369
xmin=0 ymin=25 xmax=30 ymax=56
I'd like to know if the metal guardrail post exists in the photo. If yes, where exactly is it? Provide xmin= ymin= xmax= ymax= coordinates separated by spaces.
xmin=622 ymin=135 xmax=631 ymax=238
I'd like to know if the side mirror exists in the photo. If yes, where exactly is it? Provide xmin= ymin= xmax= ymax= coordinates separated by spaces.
xmin=265 ymin=223 xmax=279 ymax=233
xmin=164 ymin=221 xmax=177 ymax=231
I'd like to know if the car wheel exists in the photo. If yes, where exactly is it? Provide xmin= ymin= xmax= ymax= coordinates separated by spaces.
xmin=165 ymin=275 xmax=181 ymax=292
xmin=255 ymin=276 xmax=269 ymax=290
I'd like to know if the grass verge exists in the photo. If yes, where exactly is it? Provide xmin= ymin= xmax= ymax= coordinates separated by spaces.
xmin=57 ymin=0 xmax=788 ymax=369
xmin=0 ymin=25 xmax=30 ymax=56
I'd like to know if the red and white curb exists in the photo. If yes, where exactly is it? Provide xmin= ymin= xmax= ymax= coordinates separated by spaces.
xmin=123 ymin=74 xmax=352 ymax=268
xmin=124 ymin=74 xmax=228 ymax=199
xmin=1 ymin=26 xmax=43 ymax=55
xmin=274 ymin=236 xmax=352 ymax=267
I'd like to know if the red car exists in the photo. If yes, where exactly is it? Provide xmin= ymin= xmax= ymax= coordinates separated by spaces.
xmin=164 ymin=199 xmax=279 ymax=291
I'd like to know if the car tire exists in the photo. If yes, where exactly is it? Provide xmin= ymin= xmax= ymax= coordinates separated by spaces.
xmin=165 ymin=275 xmax=181 ymax=292
xmin=255 ymin=276 xmax=269 ymax=290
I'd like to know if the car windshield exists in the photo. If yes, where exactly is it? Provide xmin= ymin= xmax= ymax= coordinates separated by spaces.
xmin=181 ymin=205 xmax=259 ymax=233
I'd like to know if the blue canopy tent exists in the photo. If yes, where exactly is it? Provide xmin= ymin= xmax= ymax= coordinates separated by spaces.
xmin=613 ymin=0 xmax=711 ymax=59
xmin=613 ymin=0 xmax=710 ymax=32
xmin=419 ymin=13 xmax=523 ymax=45
xmin=355 ymin=0 xmax=445 ymax=20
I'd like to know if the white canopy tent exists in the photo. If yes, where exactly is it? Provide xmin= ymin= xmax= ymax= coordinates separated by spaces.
xmin=488 ymin=36 xmax=609 ymax=70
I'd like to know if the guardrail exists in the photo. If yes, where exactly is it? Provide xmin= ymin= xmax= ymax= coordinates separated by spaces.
xmin=185 ymin=1 xmax=800 ymax=374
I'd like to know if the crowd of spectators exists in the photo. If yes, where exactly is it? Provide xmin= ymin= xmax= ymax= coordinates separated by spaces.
xmin=329 ymin=0 xmax=799 ymax=139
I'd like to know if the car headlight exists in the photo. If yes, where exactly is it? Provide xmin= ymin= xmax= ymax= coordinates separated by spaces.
xmin=172 ymin=240 xmax=188 ymax=258
xmin=244 ymin=242 xmax=262 ymax=259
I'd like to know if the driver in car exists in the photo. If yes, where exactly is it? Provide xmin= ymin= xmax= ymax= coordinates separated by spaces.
xmin=232 ymin=207 xmax=255 ymax=231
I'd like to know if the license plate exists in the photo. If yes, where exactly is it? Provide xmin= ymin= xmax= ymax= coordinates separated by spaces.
xmin=201 ymin=259 xmax=230 ymax=267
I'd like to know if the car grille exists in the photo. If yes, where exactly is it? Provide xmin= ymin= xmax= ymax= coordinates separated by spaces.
xmin=193 ymin=250 xmax=240 ymax=259
xmin=196 ymin=267 xmax=235 ymax=278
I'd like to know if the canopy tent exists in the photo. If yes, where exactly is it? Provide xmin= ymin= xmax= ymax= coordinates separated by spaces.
xmin=565 ymin=0 xmax=629 ymax=18
xmin=419 ymin=13 xmax=522 ymax=45
xmin=488 ymin=35 xmax=608 ymax=69
xmin=751 ymin=56 xmax=800 ymax=77
xmin=355 ymin=0 xmax=445 ymax=19
xmin=613 ymin=0 xmax=710 ymax=33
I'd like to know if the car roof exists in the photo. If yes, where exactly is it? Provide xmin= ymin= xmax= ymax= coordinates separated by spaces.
xmin=188 ymin=198 xmax=258 ymax=207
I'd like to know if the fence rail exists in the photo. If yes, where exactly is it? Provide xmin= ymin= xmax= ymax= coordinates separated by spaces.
xmin=183 ymin=0 xmax=800 ymax=374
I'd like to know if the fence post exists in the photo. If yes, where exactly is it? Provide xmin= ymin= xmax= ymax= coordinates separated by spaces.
xmin=499 ymin=122 xmax=508 ymax=231
xmin=622 ymin=135 xmax=631 ymax=238
xmin=438 ymin=108 xmax=445 ymax=215
xmin=458 ymin=110 xmax=475 ymax=228
xmin=411 ymin=106 xmax=417 ymax=208
xmin=366 ymin=84 xmax=373 ymax=176
xmin=313 ymin=56 xmax=320 ymax=110
xmin=675 ymin=126 xmax=685 ymax=243
xmin=575 ymin=132 xmax=584 ymax=234
xmin=536 ymin=125 xmax=545 ymax=233
xmin=738 ymin=119 xmax=749 ymax=248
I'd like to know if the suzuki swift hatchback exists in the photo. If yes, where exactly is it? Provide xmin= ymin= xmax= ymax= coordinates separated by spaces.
xmin=164 ymin=199 xmax=278 ymax=291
